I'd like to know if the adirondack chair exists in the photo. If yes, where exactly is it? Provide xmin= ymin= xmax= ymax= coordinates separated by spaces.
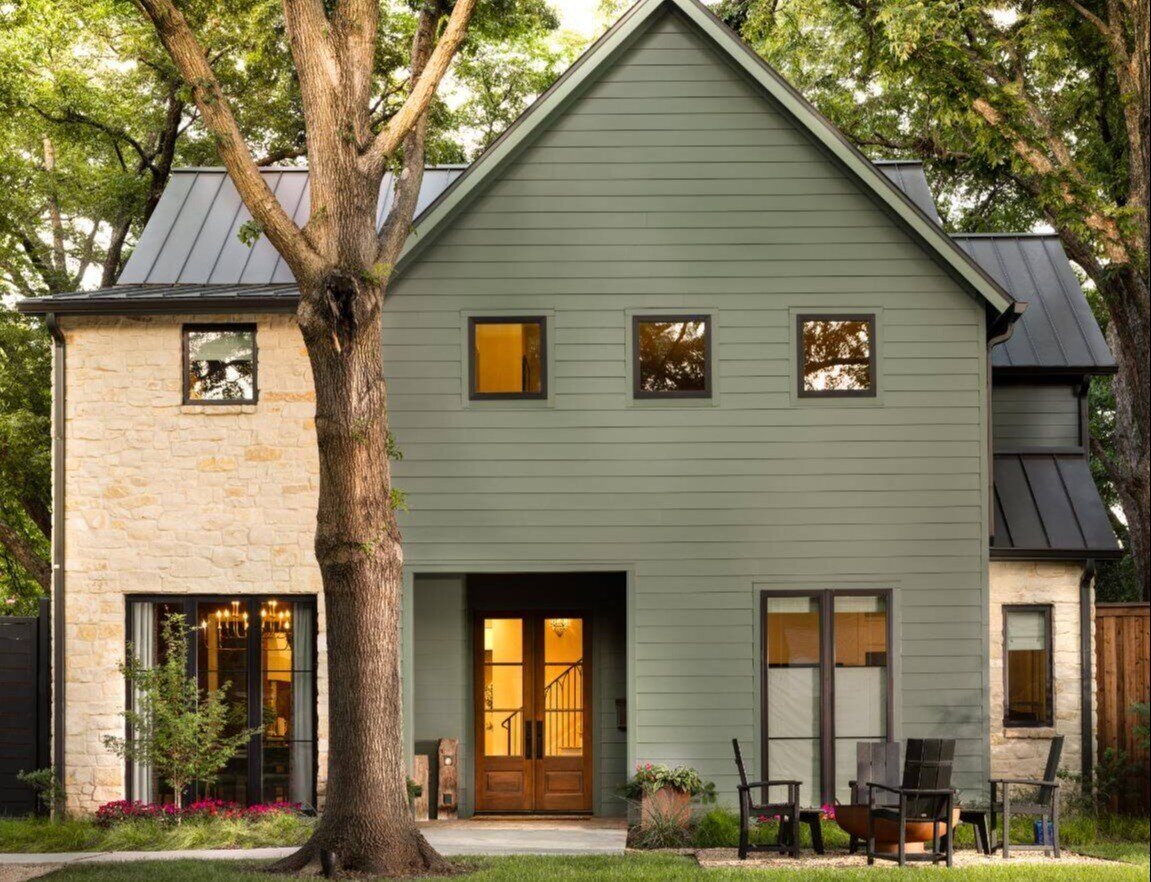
xmin=990 ymin=735 xmax=1063 ymax=858
xmin=865 ymin=738 xmax=957 ymax=867
xmin=731 ymin=739 xmax=801 ymax=859
xmin=847 ymin=741 xmax=901 ymax=853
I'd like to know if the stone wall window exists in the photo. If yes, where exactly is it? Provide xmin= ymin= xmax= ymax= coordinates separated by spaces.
xmin=1003 ymin=605 xmax=1053 ymax=727
xmin=183 ymin=324 xmax=257 ymax=404
xmin=798 ymin=314 xmax=876 ymax=397
xmin=633 ymin=315 xmax=712 ymax=398
xmin=125 ymin=596 xmax=316 ymax=807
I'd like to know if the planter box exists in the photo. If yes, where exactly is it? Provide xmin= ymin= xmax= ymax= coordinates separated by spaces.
xmin=640 ymin=786 xmax=692 ymax=827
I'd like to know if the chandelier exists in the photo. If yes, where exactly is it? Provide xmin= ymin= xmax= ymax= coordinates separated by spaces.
xmin=200 ymin=600 xmax=291 ymax=643
xmin=549 ymin=617 xmax=570 ymax=638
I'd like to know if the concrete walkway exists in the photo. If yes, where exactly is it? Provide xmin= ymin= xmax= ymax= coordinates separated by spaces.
xmin=0 ymin=818 xmax=628 ymax=866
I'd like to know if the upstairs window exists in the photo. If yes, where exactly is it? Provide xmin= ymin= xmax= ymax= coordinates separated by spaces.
xmin=1003 ymin=606 xmax=1053 ymax=727
xmin=469 ymin=317 xmax=546 ymax=400
xmin=634 ymin=315 xmax=711 ymax=398
xmin=798 ymin=314 xmax=876 ymax=397
xmin=183 ymin=324 xmax=257 ymax=404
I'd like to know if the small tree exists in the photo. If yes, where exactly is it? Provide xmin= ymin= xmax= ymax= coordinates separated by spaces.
xmin=103 ymin=614 xmax=256 ymax=810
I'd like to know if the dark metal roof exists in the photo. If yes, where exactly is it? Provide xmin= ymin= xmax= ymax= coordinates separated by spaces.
xmin=956 ymin=235 xmax=1115 ymax=374
xmin=17 ymin=283 xmax=299 ymax=315
xmin=875 ymin=161 xmax=942 ymax=224
xmin=993 ymin=453 xmax=1121 ymax=559
xmin=116 ymin=166 xmax=465 ymax=286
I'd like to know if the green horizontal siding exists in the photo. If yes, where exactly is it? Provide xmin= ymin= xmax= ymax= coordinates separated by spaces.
xmin=394 ymin=7 xmax=991 ymax=803
xmin=992 ymin=384 xmax=1081 ymax=449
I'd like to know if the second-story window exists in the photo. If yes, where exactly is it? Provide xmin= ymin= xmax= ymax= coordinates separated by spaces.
xmin=183 ymin=324 xmax=257 ymax=404
xmin=798 ymin=314 xmax=876 ymax=397
xmin=634 ymin=315 xmax=711 ymax=398
xmin=469 ymin=317 xmax=547 ymax=400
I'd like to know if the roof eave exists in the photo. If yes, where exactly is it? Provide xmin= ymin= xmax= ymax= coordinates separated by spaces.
xmin=990 ymin=547 xmax=1124 ymax=561
xmin=17 ymin=296 xmax=300 ymax=316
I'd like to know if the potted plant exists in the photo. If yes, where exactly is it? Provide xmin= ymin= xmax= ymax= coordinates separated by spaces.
xmin=620 ymin=763 xmax=715 ymax=828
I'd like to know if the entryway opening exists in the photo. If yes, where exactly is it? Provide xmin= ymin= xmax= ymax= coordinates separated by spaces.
xmin=469 ymin=573 xmax=626 ymax=815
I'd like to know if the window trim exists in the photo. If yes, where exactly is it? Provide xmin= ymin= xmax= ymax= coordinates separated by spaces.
xmin=796 ymin=313 xmax=877 ymax=399
xmin=123 ymin=594 xmax=318 ymax=807
xmin=632 ymin=313 xmax=713 ymax=399
xmin=468 ymin=316 xmax=548 ymax=401
xmin=181 ymin=323 xmax=259 ymax=406
xmin=759 ymin=587 xmax=894 ymax=806
xmin=1002 ymin=604 xmax=1055 ymax=729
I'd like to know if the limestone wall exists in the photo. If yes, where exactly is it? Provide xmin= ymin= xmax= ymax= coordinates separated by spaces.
xmin=58 ymin=313 xmax=325 ymax=813
xmin=989 ymin=560 xmax=1092 ymax=782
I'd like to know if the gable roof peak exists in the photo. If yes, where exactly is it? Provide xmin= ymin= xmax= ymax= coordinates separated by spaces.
xmin=395 ymin=0 xmax=1015 ymax=315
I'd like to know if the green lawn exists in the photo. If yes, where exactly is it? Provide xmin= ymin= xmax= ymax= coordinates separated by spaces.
xmin=0 ymin=814 xmax=313 ymax=853
xmin=33 ymin=853 xmax=1150 ymax=882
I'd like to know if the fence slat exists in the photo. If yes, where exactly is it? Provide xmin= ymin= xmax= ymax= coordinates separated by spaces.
xmin=1096 ymin=603 xmax=1150 ymax=814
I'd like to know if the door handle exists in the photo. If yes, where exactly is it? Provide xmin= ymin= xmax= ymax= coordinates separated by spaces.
xmin=524 ymin=719 xmax=533 ymax=759
xmin=536 ymin=719 xmax=544 ymax=758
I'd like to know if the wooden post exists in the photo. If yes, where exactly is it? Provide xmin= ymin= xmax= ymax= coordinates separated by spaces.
xmin=412 ymin=755 xmax=430 ymax=821
xmin=437 ymin=738 xmax=459 ymax=820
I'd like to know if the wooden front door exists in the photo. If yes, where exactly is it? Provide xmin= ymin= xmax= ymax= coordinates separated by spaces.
xmin=473 ymin=613 xmax=592 ymax=813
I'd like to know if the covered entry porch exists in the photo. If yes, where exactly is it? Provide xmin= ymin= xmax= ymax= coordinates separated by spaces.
xmin=405 ymin=572 xmax=629 ymax=818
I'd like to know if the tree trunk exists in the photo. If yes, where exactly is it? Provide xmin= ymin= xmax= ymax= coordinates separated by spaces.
xmin=269 ymin=276 xmax=450 ymax=876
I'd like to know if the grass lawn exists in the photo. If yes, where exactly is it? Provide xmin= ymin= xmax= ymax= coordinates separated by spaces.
xmin=0 ymin=814 xmax=314 ymax=853
xmin=32 ymin=853 xmax=1150 ymax=882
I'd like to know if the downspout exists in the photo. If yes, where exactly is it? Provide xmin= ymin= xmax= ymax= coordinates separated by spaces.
xmin=986 ymin=302 xmax=1027 ymax=544
xmin=1080 ymin=559 xmax=1096 ymax=783
xmin=45 ymin=313 xmax=66 ymax=809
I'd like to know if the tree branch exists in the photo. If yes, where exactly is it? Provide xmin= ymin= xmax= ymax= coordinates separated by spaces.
xmin=363 ymin=0 xmax=478 ymax=176
xmin=0 ymin=519 xmax=50 ymax=591
xmin=378 ymin=4 xmax=438 ymax=266
xmin=134 ymin=0 xmax=323 ymax=281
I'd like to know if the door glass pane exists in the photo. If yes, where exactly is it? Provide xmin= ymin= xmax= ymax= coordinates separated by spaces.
xmin=261 ymin=599 xmax=294 ymax=802
xmin=197 ymin=600 xmax=251 ymax=803
xmin=833 ymin=595 xmax=888 ymax=803
xmin=483 ymin=618 xmax=525 ymax=757
xmin=543 ymin=617 xmax=583 ymax=757
xmin=765 ymin=596 xmax=821 ymax=800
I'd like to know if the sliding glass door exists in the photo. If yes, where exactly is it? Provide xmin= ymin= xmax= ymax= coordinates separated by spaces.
xmin=125 ymin=596 xmax=317 ymax=807
xmin=762 ymin=590 xmax=891 ymax=805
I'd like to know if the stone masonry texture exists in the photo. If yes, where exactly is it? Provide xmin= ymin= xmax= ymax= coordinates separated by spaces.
xmin=58 ymin=314 xmax=327 ymax=813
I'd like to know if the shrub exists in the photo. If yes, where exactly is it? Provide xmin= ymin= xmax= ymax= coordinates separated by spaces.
xmin=94 ymin=799 xmax=301 ymax=827
xmin=16 ymin=768 xmax=64 ymax=815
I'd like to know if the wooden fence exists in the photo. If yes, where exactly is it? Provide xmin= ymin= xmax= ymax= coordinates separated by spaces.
xmin=1095 ymin=602 xmax=1150 ymax=814
xmin=0 ymin=599 xmax=51 ymax=816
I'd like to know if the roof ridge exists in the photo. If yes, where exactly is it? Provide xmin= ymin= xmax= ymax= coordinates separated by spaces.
xmin=169 ymin=164 xmax=470 ymax=173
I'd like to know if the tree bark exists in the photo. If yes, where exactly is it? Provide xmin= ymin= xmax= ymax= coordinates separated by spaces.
xmin=0 ymin=519 xmax=49 ymax=590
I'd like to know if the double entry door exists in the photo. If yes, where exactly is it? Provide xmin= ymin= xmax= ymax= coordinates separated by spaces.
xmin=474 ymin=613 xmax=592 ymax=813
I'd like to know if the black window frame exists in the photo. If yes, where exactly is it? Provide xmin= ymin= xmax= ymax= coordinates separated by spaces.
xmin=632 ymin=313 xmax=713 ymax=399
xmin=182 ymin=323 xmax=259 ymax=405
xmin=796 ymin=313 xmax=877 ymax=398
xmin=1002 ymin=604 xmax=1055 ymax=728
xmin=760 ymin=587 xmax=895 ymax=806
xmin=468 ymin=316 xmax=548 ymax=401
xmin=123 ymin=594 xmax=318 ymax=807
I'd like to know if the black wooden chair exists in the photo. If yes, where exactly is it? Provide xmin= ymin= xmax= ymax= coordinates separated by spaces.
xmin=848 ymin=741 xmax=901 ymax=854
xmin=866 ymin=738 xmax=957 ymax=867
xmin=989 ymin=735 xmax=1063 ymax=858
xmin=731 ymin=738 xmax=801 ymax=859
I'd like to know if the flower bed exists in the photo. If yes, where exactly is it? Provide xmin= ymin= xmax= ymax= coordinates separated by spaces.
xmin=95 ymin=799 xmax=303 ymax=826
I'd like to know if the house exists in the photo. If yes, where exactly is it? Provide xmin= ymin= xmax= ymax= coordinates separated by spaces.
xmin=18 ymin=0 xmax=1120 ymax=816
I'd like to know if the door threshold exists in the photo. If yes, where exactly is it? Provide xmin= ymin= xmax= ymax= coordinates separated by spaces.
xmin=470 ymin=813 xmax=593 ymax=821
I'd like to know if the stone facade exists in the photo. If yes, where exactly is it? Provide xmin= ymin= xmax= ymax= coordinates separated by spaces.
xmin=58 ymin=313 xmax=325 ymax=813
xmin=989 ymin=560 xmax=1092 ymax=781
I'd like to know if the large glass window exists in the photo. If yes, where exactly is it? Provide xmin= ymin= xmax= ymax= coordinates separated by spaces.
xmin=634 ymin=315 xmax=711 ymax=397
xmin=183 ymin=325 xmax=257 ymax=403
xmin=798 ymin=315 xmax=875 ymax=396
xmin=763 ymin=590 xmax=891 ymax=804
xmin=126 ymin=596 xmax=317 ymax=807
xmin=469 ymin=317 xmax=546 ymax=399
xmin=1004 ymin=606 xmax=1053 ymax=727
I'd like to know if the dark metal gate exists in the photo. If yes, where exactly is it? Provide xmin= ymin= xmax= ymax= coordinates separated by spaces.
xmin=0 ymin=598 xmax=50 ymax=816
